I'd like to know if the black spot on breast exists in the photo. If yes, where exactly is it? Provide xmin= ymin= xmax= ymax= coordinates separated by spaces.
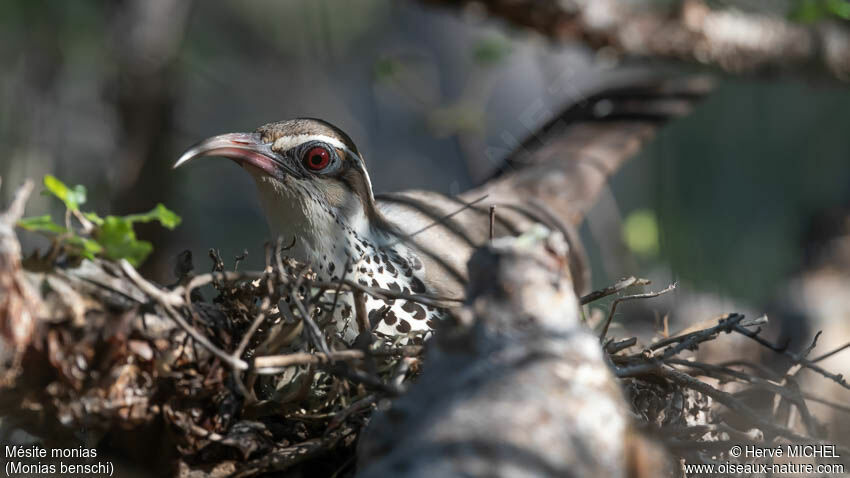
xmin=358 ymin=278 xmax=368 ymax=286
xmin=410 ymin=277 xmax=426 ymax=293
xmin=377 ymin=266 xmax=384 ymax=274
xmin=359 ymin=267 xmax=368 ymax=273
xmin=364 ymin=256 xmax=371 ymax=264
xmin=401 ymin=301 xmax=427 ymax=321
xmin=384 ymin=310 xmax=397 ymax=325
xmin=396 ymin=319 xmax=411 ymax=333
xmin=388 ymin=282 xmax=401 ymax=293
xmin=328 ymin=263 xmax=335 ymax=273
xmin=385 ymin=261 xmax=396 ymax=275
xmin=369 ymin=305 xmax=391 ymax=328
xmin=371 ymin=278 xmax=380 ymax=288
xmin=342 ymin=304 xmax=352 ymax=319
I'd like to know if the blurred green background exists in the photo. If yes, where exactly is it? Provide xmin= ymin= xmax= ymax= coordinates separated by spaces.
xmin=2 ymin=0 xmax=849 ymax=318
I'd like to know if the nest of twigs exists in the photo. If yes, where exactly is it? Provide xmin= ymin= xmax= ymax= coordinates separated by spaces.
xmin=2 ymin=180 xmax=849 ymax=477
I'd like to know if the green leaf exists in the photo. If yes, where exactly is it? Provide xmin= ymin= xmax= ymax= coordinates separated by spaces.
xmin=17 ymin=214 xmax=103 ymax=260
xmin=124 ymin=203 xmax=182 ymax=229
xmin=66 ymin=235 xmax=104 ymax=260
xmin=20 ymin=175 xmax=181 ymax=267
xmin=17 ymin=215 xmax=67 ymax=234
xmin=83 ymin=211 xmax=104 ymax=226
xmin=95 ymin=216 xmax=153 ymax=267
xmin=43 ymin=174 xmax=87 ymax=210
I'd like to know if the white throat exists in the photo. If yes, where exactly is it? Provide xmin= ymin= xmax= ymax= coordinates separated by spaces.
xmin=251 ymin=174 xmax=378 ymax=280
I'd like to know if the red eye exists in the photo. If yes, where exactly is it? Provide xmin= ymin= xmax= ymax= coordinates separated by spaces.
xmin=303 ymin=146 xmax=331 ymax=171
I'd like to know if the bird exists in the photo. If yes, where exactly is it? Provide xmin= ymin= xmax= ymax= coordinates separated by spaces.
xmin=174 ymin=118 xmax=494 ymax=342
xmin=174 ymin=76 xmax=712 ymax=342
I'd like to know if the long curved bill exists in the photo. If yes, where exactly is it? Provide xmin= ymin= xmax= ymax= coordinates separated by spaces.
xmin=174 ymin=132 xmax=293 ymax=177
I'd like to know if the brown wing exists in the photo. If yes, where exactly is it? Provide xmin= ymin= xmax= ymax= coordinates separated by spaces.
xmin=378 ymin=75 xmax=715 ymax=296
xmin=468 ymin=75 xmax=715 ymax=225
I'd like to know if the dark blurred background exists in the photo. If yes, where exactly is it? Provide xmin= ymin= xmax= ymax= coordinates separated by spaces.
xmin=2 ymin=1 xmax=849 ymax=332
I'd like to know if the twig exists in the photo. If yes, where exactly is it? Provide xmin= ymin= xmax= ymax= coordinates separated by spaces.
xmin=181 ymin=270 xmax=264 ymax=305
xmin=234 ymin=296 xmax=271 ymax=360
xmin=354 ymin=291 xmax=369 ymax=335
xmin=731 ymin=323 xmax=850 ymax=391
xmin=598 ymin=282 xmax=677 ymax=341
xmin=801 ymin=393 xmax=850 ymax=415
xmin=605 ymin=337 xmax=637 ymax=354
xmin=811 ymin=341 xmax=850 ymax=363
xmin=580 ymin=276 xmax=650 ymax=305
xmin=385 ymin=194 xmax=489 ymax=247
xmin=651 ymin=313 xmax=762 ymax=360
xmin=120 ymin=260 xmax=249 ymax=371
xmin=489 ymin=205 xmax=496 ymax=241
xmin=668 ymin=358 xmax=821 ymax=435
xmin=312 ymin=278 xmax=462 ymax=307
xmin=253 ymin=346 xmax=423 ymax=373
xmin=658 ymin=366 xmax=844 ymax=450
xmin=292 ymin=286 xmax=331 ymax=357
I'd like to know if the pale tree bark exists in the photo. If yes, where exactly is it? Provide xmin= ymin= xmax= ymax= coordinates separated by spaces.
xmin=424 ymin=0 xmax=850 ymax=81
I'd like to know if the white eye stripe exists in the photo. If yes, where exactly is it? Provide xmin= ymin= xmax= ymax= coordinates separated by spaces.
xmin=273 ymin=134 xmax=348 ymax=152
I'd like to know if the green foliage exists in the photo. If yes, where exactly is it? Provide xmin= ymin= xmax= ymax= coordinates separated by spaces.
xmin=790 ymin=0 xmax=850 ymax=22
xmin=18 ymin=215 xmax=67 ymax=235
xmin=17 ymin=176 xmax=181 ymax=266
xmin=43 ymin=174 xmax=87 ymax=210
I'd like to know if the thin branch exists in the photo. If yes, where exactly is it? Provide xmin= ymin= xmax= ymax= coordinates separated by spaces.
xmin=395 ymin=194 xmax=488 ymax=243
xmin=234 ymin=296 xmax=272 ymax=360
xmin=598 ymin=282 xmax=677 ymax=341
xmin=731 ymin=323 xmax=850 ymax=391
xmin=580 ymin=276 xmax=651 ymax=305
xmin=811 ymin=341 xmax=850 ymax=363
xmin=120 ymin=260 xmax=249 ymax=371
xmin=489 ymin=205 xmax=496 ymax=241
xmin=252 ymin=345 xmax=423 ymax=373
xmin=658 ymin=366 xmax=846 ymax=452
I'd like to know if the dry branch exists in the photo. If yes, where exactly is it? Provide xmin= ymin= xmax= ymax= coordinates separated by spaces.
xmin=425 ymin=0 xmax=850 ymax=81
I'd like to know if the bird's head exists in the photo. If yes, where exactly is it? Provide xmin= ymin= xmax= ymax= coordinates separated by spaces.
xmin=175 ymin=118 xmax=384 ymax=267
